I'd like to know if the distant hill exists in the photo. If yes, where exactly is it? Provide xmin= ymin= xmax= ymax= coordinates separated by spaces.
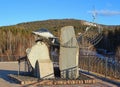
xmin=1 ymin=19 xmax=120 ymax=34
xmin=0 ymin=19 xmax=120 ymax=61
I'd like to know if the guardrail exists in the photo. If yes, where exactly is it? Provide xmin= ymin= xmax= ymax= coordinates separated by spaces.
xmin=0 ymin=55 xmax=20 ymax=61
xmin=79 ymin=54 xmax=120 ymax=80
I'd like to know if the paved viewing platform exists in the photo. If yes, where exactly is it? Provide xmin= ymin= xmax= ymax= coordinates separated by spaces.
xmin=0 ymin=62 xmax=119 ymax=87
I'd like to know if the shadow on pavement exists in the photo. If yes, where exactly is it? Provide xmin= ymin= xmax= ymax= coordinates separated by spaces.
xmin=0 ymin=69 xmax=22 ymax=84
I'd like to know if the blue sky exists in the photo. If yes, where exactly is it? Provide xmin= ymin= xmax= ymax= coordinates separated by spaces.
xmin=0 ymin=0 xmax=120 ymax=26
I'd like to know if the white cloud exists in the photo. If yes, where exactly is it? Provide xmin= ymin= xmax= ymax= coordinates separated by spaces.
xmin=88 ymin=10 xmax=120 ymax=16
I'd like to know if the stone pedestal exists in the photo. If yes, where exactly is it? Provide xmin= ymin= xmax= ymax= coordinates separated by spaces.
xmin=59 ymin=26 xmax=79 ymax=79
xmin=34 ymin=59 xmax=54 ymax=79
xmin=27 ymin=41 xmax=54 ymax=79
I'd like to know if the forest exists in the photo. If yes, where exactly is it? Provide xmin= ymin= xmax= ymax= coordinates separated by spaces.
xmin=0 ymin=19 xmax=120 ymax=61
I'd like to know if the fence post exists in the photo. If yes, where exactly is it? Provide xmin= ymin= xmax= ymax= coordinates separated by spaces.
xmin=87 ymin=48 xmax=90 ymax=73
xmin=114 ymin=61 xmax=117 ymax=78
xmin=25 ymin=58 xmax=27 ymax=72
xmin=18 ymin=56 xmax=20 ymax=76
xmin=105 ymin=57 xmax=108 ymax=77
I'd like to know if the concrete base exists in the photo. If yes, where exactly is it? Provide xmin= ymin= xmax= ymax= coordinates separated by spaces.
xmin=60 ymin=67 xmax=79 ymax=79
xmin=34 ymin=59 xmax=54 ymax=79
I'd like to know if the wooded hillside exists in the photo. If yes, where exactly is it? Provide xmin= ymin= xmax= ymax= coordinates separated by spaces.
xmin=0 ymin=19 xmax=120 ymax=61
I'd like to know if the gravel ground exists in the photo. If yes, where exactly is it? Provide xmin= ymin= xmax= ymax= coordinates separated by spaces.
xmin=0 ymin=62 xmax=118 ymax=87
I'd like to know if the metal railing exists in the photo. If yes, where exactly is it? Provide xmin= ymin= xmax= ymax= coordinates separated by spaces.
xmin=79 ymin=54 xmax=120 ymax=80
xmin=0 ymin=55 xmax=19 ymax=61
